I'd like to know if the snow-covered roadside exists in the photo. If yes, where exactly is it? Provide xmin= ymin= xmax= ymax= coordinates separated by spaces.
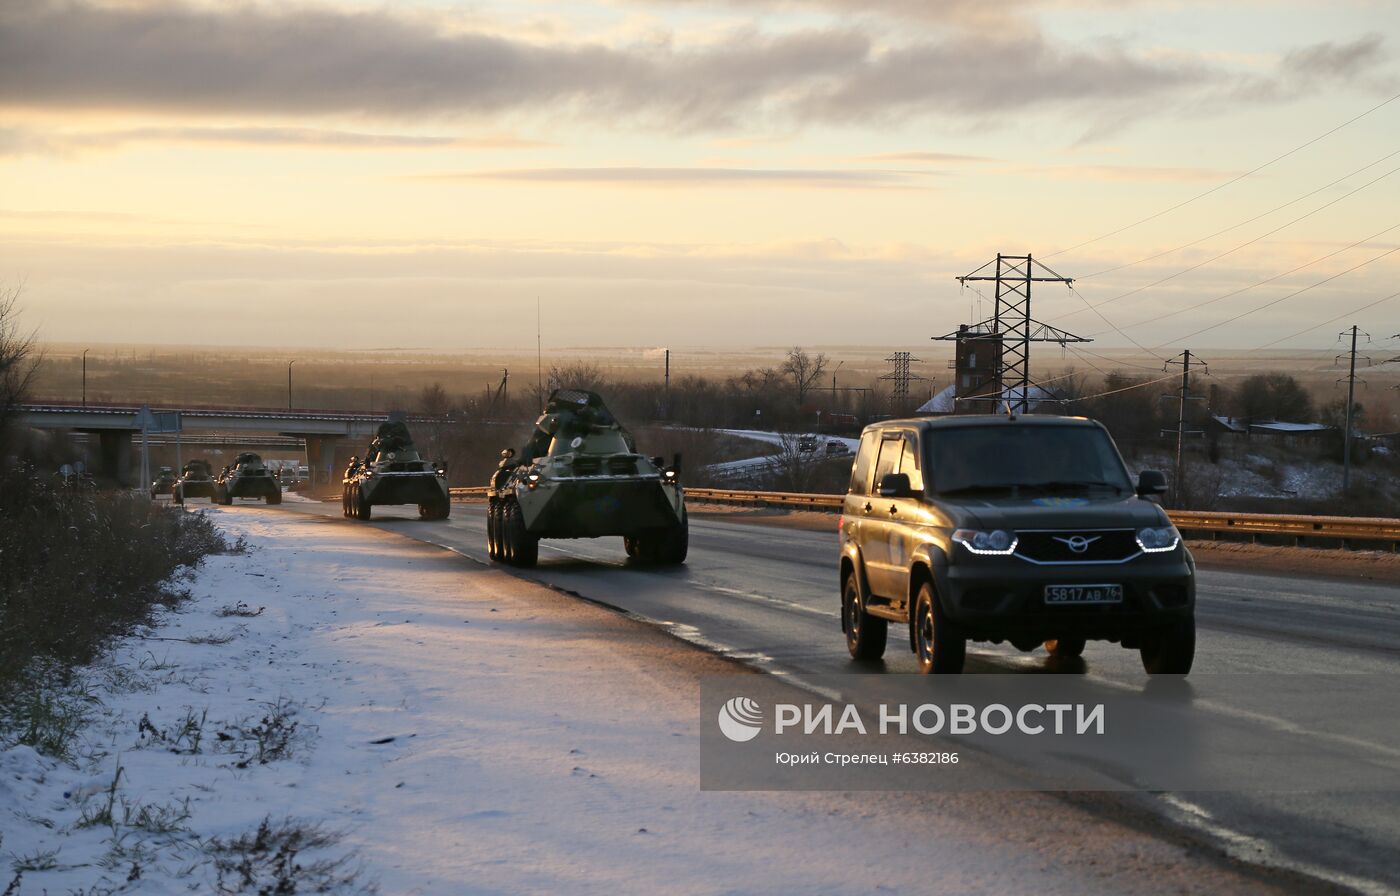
xmin=4 ymin=508 xmax=1304 ymax=895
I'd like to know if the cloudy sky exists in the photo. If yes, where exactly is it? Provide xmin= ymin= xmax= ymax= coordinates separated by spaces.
xmin=2 ymin=0 xmax=1398 ymax=351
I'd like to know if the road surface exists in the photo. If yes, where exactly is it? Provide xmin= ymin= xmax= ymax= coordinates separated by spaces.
xmin=269 ymin=497 xmax=1399 ymax=894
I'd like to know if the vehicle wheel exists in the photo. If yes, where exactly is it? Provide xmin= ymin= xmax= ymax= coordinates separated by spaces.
xmin=623 ymin=535 xmax=640 ymax=559
xmin=912 ymin=582 xmax=965 ymax=674
xmin=633 ymin=511 xmax=688 ymax=565
xmin=1140 ymin=617 xmax=1195 ymax=675
xmin=1045 ymin=637 xmax=1086 ymax=658
xmin=357 ymin=487 xmax=372 ymax=521
xmin=490 ymin=501 xmax=506 ymax=557
xmin=843 ymin=571 xmax=887 ymax=661
xmin=173 ymin=488 xmax=183 ymax=505
xmin=266 ymin=490 xmax=281 ymax=505
xmin=419 ymin=496 xmax=449 ymax=520
xmin=342 ymin=487 xmax=351 ymax=518
xmin=503 ymin=501 xmax=537 ymax=568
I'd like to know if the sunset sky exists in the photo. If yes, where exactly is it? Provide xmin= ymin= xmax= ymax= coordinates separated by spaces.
xmin=2 ymin=0 xmax=1398 ymax=352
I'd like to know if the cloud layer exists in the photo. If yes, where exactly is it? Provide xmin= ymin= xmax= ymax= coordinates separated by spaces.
xmin=2 ymin=1 xmax=1385 ymax=134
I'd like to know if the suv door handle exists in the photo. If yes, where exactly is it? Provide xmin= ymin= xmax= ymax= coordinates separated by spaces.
xmin=888 ymin=505 xmax=898 ymax=515
xmin=863 ymin=502 xmax=873 ymax=514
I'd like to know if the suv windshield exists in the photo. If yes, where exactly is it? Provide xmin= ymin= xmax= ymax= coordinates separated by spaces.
xmin=924 ymin=424 xmax=1132 ymax=496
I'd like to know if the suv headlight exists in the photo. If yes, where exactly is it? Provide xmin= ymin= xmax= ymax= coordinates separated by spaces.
xmin=1136 ymin=526 xmax=1180 ymax=553
xmin=952 ymin=529 xmax=1018 ymax=555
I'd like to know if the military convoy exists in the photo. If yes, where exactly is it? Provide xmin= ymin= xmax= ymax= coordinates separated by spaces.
xmin=486 ymin=389 xmax=686 ymax=567
xmin=342 ymin=421 xmax=450 ymax=521
xmin=171 ymin=460 xmax=216 ymax=504
xmin=214 ymin=452 xmax=282 ymax=505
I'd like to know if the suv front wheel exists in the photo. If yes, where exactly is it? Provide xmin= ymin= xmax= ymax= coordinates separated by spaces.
xmin=913 ymin=582 xmax=965 ymax=674
xmin=1140 ymin=617 xmax=1195 ymax=675
xmin=843 ymin=572 xmax=887 ymax=660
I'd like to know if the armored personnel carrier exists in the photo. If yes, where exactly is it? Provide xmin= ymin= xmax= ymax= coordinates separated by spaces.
xmin=486 ymin=389 xmax=686 ymax=567
xmin=172 ymin=460 xmax=215 ymax=504
xmin=214 ymin=452 xmax=282 ymax=505
xmin=342 ymin=421 xmax=450 ymax=521
xmin=150 ymin=466 xmax=177 ymax=499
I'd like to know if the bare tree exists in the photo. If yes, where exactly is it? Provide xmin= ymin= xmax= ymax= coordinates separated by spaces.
xmin=548 ymin=362 xmax=607 ymax=393
xmin=417 ymin=382 xmax=452 ymax=416
xmin=0 ymin=287 xmax=38 ymax=463
xmin=781 ymin=347 xmax=828 ymax=407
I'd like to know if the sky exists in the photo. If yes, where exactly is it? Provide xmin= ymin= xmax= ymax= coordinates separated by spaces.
xmin=2 ymin=0 xmax=1399 ymax=353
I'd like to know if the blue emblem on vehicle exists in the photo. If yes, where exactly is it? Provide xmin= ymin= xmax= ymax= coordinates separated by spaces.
xmin=1031 ymin=497 xmax=1090 ymax=508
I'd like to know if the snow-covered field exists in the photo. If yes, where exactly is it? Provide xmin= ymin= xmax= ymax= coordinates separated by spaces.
xmin=3 ymin=508 xmax=1296 ymax=895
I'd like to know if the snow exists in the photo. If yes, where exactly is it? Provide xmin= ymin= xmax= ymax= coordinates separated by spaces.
xmin=708 ymin=430 xmax=859 ymax=480
xmin=2 ymin=508 xmax=1279 ymax=895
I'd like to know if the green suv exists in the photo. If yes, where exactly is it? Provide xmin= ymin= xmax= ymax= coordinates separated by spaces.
xmin=838 ymin=415 xmax=1195 ymax=674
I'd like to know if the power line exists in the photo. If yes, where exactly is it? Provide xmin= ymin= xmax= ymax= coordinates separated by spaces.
xmin=1068 ymin=285 xmax=1167 ymax=362
xmin=1044 ymin=90 xmax=1400 ymax=260
xmin=1248 ymin=289 xmax=1400 ymax=352
xmin=1087 ymin=221 xmax=1400 ymax=336
xmin=1150 ymin=244 xmax=1400 ymax=350
xmin=1062 ymin=371 xmax=1181 ymax=403
xmin=1080 ymin=148 xmax=1400 ymax=280
xmin=1059 ymin=161 xmax=1400 ymax=322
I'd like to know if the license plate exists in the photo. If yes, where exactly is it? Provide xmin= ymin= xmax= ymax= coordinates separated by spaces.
xmin=1045 ymin=584 xmax=1123 ymax=605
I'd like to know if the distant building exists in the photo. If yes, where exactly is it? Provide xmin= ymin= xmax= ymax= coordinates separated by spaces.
xmin=948 ymin=324 xmax=1004 ymax=414
xmin=1208 ymin=415 xmax=1333 ymax=437
xmin=917 ymin=383 xmax=1060 ymax=415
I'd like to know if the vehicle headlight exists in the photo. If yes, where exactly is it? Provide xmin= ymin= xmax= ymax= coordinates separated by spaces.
xmin=526 ymin=473 xmax=541 ymax=490
xmin=664 ymin=469 xmax=677 ymax=480
xmin=1136 ymin=526 xmax=1180 ymax=553
xmin=952 ymin=528 xmax=1018 ymax=555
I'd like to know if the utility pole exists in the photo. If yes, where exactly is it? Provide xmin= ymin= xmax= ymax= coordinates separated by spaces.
xmin=831 ymin=360 xmax=844 ymax=408
xmin=664 ymin=348 xmax=671 ymax=420
xmin=81 ymin=348 xmax=89 ymax=406
xmin=1161 ymin=351 xmax=1206 ymax=508
xmin=287 ymin=360 xmax=296 ymax=410
xmin=1336 ymin=325 xmax=1371 ymax=494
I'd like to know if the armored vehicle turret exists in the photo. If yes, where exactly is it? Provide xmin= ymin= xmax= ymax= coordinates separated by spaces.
xmin=342 ymin=421 xmax=450 ymax=521
xmin=486 ymin=389 xmax=686 ymax=568
xmin=172 ymin=459 xmax=215 ymax=504
xmin=214 ymin=452 xmax=282 ymax=505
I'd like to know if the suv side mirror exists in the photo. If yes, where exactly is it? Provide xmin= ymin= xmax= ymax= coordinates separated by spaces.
xmin=878 ymin=472 xmax=913 ymax=498
xmin=1137 ymin=470 xmax=1168 ymax=496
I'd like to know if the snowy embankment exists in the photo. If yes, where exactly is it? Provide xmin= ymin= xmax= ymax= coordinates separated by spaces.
xmin=4 ymin=508 xmax=1290 ymax=895
xmin=708 ymin=429 xmax=858 ymax=480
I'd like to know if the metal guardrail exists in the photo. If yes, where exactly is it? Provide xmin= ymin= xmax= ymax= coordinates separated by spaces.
xmin=1167 ymin=510 xmax=1400 ymax=547
xmin=450 ymin=486 xmax=1400 ymax=550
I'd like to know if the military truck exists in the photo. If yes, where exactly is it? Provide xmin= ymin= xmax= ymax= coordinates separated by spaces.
xmin=342 ymin=421 xmax=450 ymax=521
xmin=214 ymin=452 xmax=282 ymax=505
xmin=172 ymin=460 xmax=215 ymax=504
xmin=486 ymin=389 xmax=686 ymax=568
xmin=150 ymin=466 xmax=177 ymax=499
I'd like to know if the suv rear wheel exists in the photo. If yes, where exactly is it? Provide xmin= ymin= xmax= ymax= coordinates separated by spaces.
xmin=1140 ymin=617 xmax=1195 ymax=675
xmin=913 ymin=582 xmax=965 ymax=674
xmin=843 ymin=572 xmax=887 ymax=661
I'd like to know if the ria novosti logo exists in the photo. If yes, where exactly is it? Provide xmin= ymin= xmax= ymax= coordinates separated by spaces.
xmin=718 ymin=696 xmax=763 ymax=742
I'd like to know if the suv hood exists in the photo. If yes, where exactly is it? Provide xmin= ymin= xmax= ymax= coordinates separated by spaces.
xmin=948 ymin=494 xmax=1169 ymax=530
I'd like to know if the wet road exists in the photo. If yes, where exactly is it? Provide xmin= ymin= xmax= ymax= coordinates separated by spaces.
xmin=274 ymin=498 xmax=1400 ymax=893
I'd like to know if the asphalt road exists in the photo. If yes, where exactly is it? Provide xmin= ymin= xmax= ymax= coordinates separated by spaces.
xmin=272 ymin=497 xmax=1400 ymax=893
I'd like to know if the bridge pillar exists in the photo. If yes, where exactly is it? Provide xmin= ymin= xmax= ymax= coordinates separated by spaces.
xmin=96 ymin=430 xmax=135 ymax=487
xmin=302 ymin=435 xmax=346 ymax=486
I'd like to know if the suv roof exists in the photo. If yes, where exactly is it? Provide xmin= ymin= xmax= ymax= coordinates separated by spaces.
xmin=864 ymin=414 xmax=1096 ymax=433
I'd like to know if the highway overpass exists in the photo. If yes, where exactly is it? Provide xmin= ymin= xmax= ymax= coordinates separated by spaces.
xmin=18 ymin=402 xmax=447 ymax=485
